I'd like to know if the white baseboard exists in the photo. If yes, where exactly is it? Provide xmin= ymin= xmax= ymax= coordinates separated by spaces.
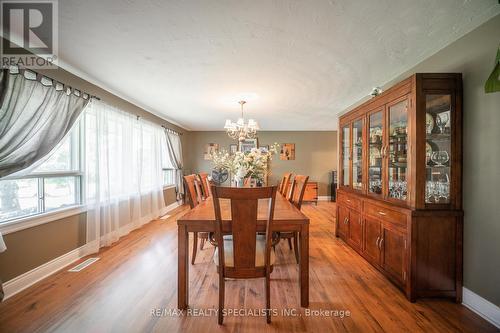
xmin=2 ymin=240 xmax=98 ymax=300
xmin=164 ymin=200 xmax=181 ymax=214
xmin=463 ymin=287 xmax=500 ymax=328
xmin=318 ymin=196 xmax=332 ymax=201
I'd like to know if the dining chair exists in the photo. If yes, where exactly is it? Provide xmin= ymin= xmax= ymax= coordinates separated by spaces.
xmin=198 ymin=172 xmax=215 ymax=250
xmin=198 ymin=172 xmax=211 ymax=199
xmin=211 ymin=185 xmax=278 ymax=324
xmin=183 ymin=174 xmax=209 ymax=264
xmin=279 ymin=172 xmax=292 ymax=197
xmin=280 ymin=175 xmax=309 ymax=263
xmin=289 ymin=175 xmax=309 ymax=210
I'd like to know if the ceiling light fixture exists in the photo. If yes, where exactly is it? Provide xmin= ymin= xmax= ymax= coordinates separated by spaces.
xmin=224 ymin=100 xmax=259 ymax=142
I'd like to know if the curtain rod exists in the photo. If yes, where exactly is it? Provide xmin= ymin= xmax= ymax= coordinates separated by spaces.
xmin=162 ymin=125 xmax=183 ymax=136
xmin=134 ymin=116 xmax=181 ymax=135
xmin=7 ymin=65 xmax=100 ymax=100
xmin=9 ymin=66 xmax=177 ymax=133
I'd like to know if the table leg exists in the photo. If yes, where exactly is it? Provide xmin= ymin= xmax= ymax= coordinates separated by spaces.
xmin=178 ymin=225 xmax=189 ymax=309
xmin=299 ymin=224 xmax=309 ymax=307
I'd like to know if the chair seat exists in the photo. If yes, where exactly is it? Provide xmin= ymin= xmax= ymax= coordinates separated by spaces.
xmin=214 ymin=235 xmax=275 ymax=267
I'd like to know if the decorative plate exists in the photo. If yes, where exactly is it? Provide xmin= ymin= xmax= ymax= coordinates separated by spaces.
xmin=426 ymin=142 xmax=433 ymax=164
xmin=370 ymin=147 xmax=381 ymax=158
xmin=426 ymin=113 xmax=434 ymax=134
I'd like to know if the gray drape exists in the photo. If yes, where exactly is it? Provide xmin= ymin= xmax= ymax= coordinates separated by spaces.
xmin=165 ymin=130 xmax=184 ymax=200
xmin=0 ymin=231 xmax=4 ymax=301
xmin=0 ymin=69 xmax=89 ymax=178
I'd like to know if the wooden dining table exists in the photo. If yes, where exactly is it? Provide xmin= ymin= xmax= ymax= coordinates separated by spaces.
xmin=177 ymin=193 xmax=310 ymax=309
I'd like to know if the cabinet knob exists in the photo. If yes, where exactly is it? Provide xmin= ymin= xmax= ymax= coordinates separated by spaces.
xmin=378 ymin=211 xmax=387 ymax=216
xmin=376 ymin=236 xmax=380 ymax=247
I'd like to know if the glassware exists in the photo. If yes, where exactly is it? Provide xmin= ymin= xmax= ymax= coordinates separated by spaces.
xmin=389 ymin=180 xmax=407 ymax=200
xmin=431 ymin=151 xmax=449 ymax=167
xmin=425 ymin=95 xmax=452 ymax=204
xmin=352 ymin=119 xmax=363 ymax=190
xmin=342 ymin=125 xmax=350 ymax=186
xmin=388 ymin=99 xmax=408 ymax=200
xmin=436 ymin=113 xmax=449 ymax=134
xmin=369 ymin=111 xmax=383 ymax=195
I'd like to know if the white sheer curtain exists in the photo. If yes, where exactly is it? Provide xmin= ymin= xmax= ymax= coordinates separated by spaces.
xmin=84 ymin=100 xmax=166 ymax=250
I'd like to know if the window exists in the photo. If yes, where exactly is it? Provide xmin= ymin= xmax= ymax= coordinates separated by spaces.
xmin=160 ymin=133 xmax=175 ymax=187
xmin=163 ymin=169 xmax=175 ymax=187
xmin=0 ymin=123 xmax=83 ymax=223
xmin=0 ymin=103 xmax=174 ymax=224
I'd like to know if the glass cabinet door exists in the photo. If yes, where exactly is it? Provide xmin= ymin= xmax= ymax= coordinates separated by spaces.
xmin=368 ymin=111 xmax=383 ymax=195
xmin=387 ymin=99 xmax=408 ymax=201
xmin=352 ymin=119 xmax=363 ymax=190
xmin=341 ymin=125 xmax=350 ymax=187
xmin=425 ymin=94 xmax=451 ymax=204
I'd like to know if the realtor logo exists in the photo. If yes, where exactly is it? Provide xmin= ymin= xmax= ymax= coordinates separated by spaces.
xmin=1 ymin=0 xmax=58 ymax=68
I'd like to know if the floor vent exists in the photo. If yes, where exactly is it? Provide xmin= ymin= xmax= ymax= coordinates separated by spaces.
xmin=160 ymin=215 xmax=171 ymax=220
xmin=68 ymin=258 xmax=100 ymax=272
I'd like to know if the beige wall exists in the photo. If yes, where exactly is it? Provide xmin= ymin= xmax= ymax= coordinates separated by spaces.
xmin=0 ymin=213 xmax=86 ymax=282
xmin=185 ymin=131 xmax=337 ymax=196
xmin=342 ymin=14 xmax=500 ymax=306
xmin=163 ymin=187 xmax=178 ymax=206
xmin=35 ymin=65 xmax=190 ymax=161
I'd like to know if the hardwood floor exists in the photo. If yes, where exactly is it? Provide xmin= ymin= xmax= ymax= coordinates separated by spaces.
xmin=0 ymin=202 xmax=497 ymax=332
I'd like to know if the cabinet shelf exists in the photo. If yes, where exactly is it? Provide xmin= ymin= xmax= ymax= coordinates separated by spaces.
xmin=389 ymin=162 xmax=407 ymax=168
xmin=427 ymin=133 xmax=450 ymax=140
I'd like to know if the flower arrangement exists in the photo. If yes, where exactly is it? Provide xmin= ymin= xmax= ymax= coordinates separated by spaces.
xmin=209 ymin=143 xmax=279 ymax=185
xmin=209 ymin=150 xmax=233 ymax=170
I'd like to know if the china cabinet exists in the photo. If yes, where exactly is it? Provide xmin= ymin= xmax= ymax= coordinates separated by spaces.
xmin=337 ymin=73 xmax=463 ymax=302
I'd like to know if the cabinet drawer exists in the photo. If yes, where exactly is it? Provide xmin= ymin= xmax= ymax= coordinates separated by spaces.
xmin=338 ymin=194 xmax=361 ymax=211
xmin=364 ymin=202 xmax=407 ymax=228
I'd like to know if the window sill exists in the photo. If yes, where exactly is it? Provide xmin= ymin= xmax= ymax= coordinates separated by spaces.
xmin=0 ymin=205 xmax=87 ymax=235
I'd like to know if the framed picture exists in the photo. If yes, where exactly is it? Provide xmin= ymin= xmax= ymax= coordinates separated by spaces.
xmin=229 ymin=144 xmax=238 ymax=155
xmin=238 ymin=138 xmax=258 ymax=153
xmin=260 ymin=144 xmax=269 ymax=151
xmin=204 ymin=143 xmax=219 ymax=160
xmin=280 ymin=143 xmax=295 ymax=160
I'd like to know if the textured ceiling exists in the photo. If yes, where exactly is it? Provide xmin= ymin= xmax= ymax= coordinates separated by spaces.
xmin=56 ymin=0 xmax=500 ymax=130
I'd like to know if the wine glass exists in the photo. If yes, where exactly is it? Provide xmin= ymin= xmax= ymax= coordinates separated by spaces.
xmin=431 ymin=151 xmax=449 ymax=167
xmin=436 ymin=113 xmax=449 ymax=134
xmin=425 ymin=181 xmax=434 ymax=203
xmin=439 ymin=182 xmax=450 ymax=202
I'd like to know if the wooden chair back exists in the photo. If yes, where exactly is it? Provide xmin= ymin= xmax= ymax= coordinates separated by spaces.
xmin=199 ymin=172 xmax=211 ymax=198
xmin=289 ymin=175 xmax=309 ymax=210
xmin=279 ymin=173 xmax=292 ymax=197
xmin=211 ymin=185 xmax=277 ymax=277
xmin=183 ymin=174 xmax=201 ymax=209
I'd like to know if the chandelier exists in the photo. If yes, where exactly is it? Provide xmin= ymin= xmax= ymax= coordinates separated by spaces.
xmin=224 ymin=100 xmax=259 ymax=141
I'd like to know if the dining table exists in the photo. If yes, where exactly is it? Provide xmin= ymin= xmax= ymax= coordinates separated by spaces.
xmin=177 ymin=192 xmax=310 ymax=309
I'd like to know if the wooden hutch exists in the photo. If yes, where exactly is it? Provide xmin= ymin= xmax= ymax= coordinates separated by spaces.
xmin=336 ymin=73 xmax=463 ymax=302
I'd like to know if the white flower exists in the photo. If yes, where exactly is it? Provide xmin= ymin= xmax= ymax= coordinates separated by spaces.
xmin=208 ymin=142 xmax=280 ymax=182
